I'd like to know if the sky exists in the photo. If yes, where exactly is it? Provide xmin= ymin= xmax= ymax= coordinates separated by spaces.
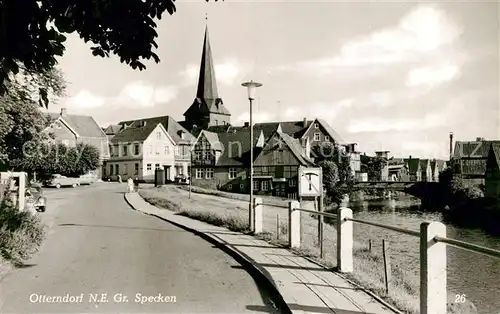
xmin=53 ymin=0 xmax=499 ymax=160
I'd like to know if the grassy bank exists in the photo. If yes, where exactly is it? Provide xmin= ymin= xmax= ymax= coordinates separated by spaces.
xmin=0 ymin=196 xmax=47 ymax=270
xmin=139 ymin=185 xmax=476 ymax=314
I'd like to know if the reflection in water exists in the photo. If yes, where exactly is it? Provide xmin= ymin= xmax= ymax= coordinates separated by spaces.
xmin=346 ymin=196 xmax=500 ymax=314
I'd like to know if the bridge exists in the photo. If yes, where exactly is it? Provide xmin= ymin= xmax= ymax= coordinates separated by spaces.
xmin=352 ymin=181 xmax=416 ymax=191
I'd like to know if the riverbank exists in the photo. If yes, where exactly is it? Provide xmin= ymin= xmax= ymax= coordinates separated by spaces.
xmin=444 ymin=197 xmax=500 ymax=236
xmin=143 ymin=184 xmax=477 ymax=314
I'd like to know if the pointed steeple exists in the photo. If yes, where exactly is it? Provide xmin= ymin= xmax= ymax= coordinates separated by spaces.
xmin=196 ymin=26 xmax=219 ymax=100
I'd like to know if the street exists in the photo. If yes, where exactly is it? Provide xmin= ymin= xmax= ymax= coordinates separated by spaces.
xmin=0 ymin=183 xmax=278 ymax=313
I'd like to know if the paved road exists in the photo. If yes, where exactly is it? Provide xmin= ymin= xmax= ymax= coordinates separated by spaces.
xmin=0 ymin=183 xmax=279 ymax=313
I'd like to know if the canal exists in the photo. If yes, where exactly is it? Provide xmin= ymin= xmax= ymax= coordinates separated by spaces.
xmin=345 ymin=195 xmax=500 ymax=314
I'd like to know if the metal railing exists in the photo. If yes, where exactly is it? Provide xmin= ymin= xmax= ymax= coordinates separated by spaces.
xmin=250 ymin=198 xmax=500 ymax=314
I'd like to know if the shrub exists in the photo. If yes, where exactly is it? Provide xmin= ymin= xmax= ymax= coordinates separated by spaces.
xmin=0 ymin=198 xmax=46 ymax=264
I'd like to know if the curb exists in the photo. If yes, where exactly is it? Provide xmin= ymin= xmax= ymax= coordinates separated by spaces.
xmin=124 ymin=193 xmax=293 ymax=314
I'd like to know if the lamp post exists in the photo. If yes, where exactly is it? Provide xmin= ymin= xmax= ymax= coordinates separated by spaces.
xmin=241 ymin=80 xmax=262 ymax=231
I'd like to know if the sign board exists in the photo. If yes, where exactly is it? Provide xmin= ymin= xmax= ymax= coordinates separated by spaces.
xmin=298 ymin=166 xmax=323 ymax=198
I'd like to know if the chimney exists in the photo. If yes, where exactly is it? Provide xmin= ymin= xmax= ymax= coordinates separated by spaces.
xmin=449 ymin=132 xmax=453 ymax=157
xmin=60 ymin=107 xmax=67 ymax=116
xmin=244 ymin=122 xmax=249 ymax=127
xmin=303 ymin=117 xmax=307 ymax=127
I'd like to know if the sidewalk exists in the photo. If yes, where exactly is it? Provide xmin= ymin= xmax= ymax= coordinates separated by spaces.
xmin=125 ymin=192 xmax=399 ymax=314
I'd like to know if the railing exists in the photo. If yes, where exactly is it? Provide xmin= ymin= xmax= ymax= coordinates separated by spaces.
xmin=249 ymin=198 xmax=500 ymax=314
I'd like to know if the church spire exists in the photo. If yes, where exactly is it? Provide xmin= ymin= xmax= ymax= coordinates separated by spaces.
xmin=196 ymin=26 xmax=219 ymax=100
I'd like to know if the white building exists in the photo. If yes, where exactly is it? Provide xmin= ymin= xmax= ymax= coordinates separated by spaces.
xmin=106 ymin=121 xmax=176 ymax=182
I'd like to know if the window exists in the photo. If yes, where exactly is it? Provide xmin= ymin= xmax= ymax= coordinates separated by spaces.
xmin=228 ymin=184 xmax=232 ymax=190
xmin=195 ymin=151 xmax=202 ymax=160
xmin=324 ymin=135 xmax=330 ymax=142
xmin=164 ymin=146 xmax=170 ymax=154
xmin=289 ymin=179 xmax=297 ymax=187
xmin=109 ymin=145 xmax=113 ymax=156
xmin=109 ymin=165 xmax=114 ymax=175
xmin=134 ymin=144 xmax=140 ymax=155
xmin=124 ymin=164 xmax=128 ymax=174
xmin=146 ymin=164 xmax=152 ymax=171
xmin=239 ymin=184 xmax=244 ymax=191
xmin=155 ymin=164 xmax=160 ymax=169
xmin=134 ymin=163 xmax=139 ymax=175
xmin=262 ymin=166 xmax=268 ymax=173
xmin=314 ymin=123 xmax=319 ymax=129
xmin=122 ymin=145 xmax=128 ymax=156
xmin=215 ymin=119 xmax=218 ymax=125
xmin=262 ymin=181 xmax=269 ymax=191
xmin=155 ymin=147 xmax=160 ymax=155
xmin=277 ymin=150 xmax=284 ymax=164
xmin=314 ymin=133 xmax=321 ymax=141
xmin=174 ymin=147 xmax=180 ymax=155
xmin=157 ymin=132 xmax=161 ymax=139
xmin=229 ymin=168 xmax=237 ymax=179
xmin=253 ymin=181 xmax=259 ymax=191
xmin=115 ymin=165 xmax=119 ymax=175
xmin=205 ymin=168 xmax=214 ymax=179
xmin=196 ymin=168 xmax=204 ymax=179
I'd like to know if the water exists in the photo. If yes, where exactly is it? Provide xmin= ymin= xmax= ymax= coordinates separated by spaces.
xmin=346 ymin=196 xmax=500 ymax=314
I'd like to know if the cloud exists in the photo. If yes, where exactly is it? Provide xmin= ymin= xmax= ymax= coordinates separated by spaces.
xmin=66 ymin=90 xmax=105 ymax=109
xmin=405 ymin=64 xmax=461 ymax=87
xmin=116 ymin=81 xmax=178 ymax=107
xmin=235 ymin=111 xmax=276 ymax=124
xmin=64 ymin=81 xmax=178 ymax=111
xmin=180 ymin=59 xmax=253 ymax=86
xmin=277 ymin=4 xmax=463 ymax=74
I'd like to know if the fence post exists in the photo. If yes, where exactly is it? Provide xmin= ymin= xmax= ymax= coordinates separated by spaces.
xmin=254 ymin=197 xmax=263 ymax=233
xmin=288 ymin=200 xmax=301 ymax=248
xmin=420 ymin=221 xmax=447 ymax=314
xmin=337 ymin=207 xmax=353 ymax=272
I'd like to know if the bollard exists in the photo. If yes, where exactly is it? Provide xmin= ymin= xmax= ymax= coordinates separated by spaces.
xmin=288 ymin=200 xmax=301 ymax=248
xmin=254 ymin=197 xmax=263 ymax=233
xmin=337 ymin=207 xmax=353 ymax=272
xmin=420 ymin=221 xmax=447 ymax=314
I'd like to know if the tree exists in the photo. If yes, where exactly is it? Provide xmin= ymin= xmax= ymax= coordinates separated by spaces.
xmin=360 ymin=155 xmax=386 ymax=181
xmin=0 ymin=0 xmax=221 ymax=104
xmin=312 ymin=143 xmax=355 ymax=205
xmin=13 ymin=142 xmax=101 ymax=178
xmin=0 ymin=67 xmax=65 ymax=165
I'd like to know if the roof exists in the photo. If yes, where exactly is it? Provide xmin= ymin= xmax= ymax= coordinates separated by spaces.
xmin=315 ymin=118 xmax=346 ymax=145
xmin=436 ymin=160 xmax=447 ymax=169
xmin=388 ymin=158 xmax=405 ymax=165
xmin=199 ymin=131 xmax=223 ymax=151
xmin=118 ymin=115 xmax=195 ymax=145
xmin=48 ymin=113 xmax=106 ymax=138
xmin=215 ymin=130 xmax=262 ymax=166
xmin=278 ymin=131 xmax=315 ymax=165
xmin=453 ymin=140 xmax=500 ymax=159
xmin=111 ymin=122 xmax=168 ymax=143
xmin=487 ymin=142 xmax=500 ymax=171
xmin=419 ymin=159 xmax=430 ymax=169
xmin=404 ymin=158 xmax=421 ymax=173
xmin=104 ymin=124 xmax=121 ymax=135
xmin=387 ymin=164 xmax=405 ymax=170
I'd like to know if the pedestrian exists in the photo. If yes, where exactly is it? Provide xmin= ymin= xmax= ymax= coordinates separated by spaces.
xmin=134 ymin=177 xmax=139 ymax=192
xmin=127 ymin=177 xmax=134 ymax=193
xmin=117 ymin=174 xmax=122 ymax=183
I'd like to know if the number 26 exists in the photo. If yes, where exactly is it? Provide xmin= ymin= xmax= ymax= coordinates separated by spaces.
xmin=455 ymin=294 xmax=466 ymax=303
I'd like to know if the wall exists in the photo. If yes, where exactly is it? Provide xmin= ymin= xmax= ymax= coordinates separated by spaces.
xmin=209 ymin=113 xmax=230 ymax=127
xmin=45 ymin=120 xmax=77 ymax=144
xmin=303 ymin=121 xmax=337 ymax=147
xmin=191 ymin=167 xmax=245 ymax=190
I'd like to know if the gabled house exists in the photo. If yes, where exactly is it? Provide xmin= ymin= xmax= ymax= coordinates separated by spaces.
xmin=346 ymin=143 xmax=361 ymax=178
xmin=253 ymin=130 xmax=315 ymax=199
xmin=485 ymin=142 xmax=500 ymax=198
xmin=190 ymin=129 xmax=265 ymax=191
xmin=117 ymin=115 xmax=196 ymax=182
xmin=46 ymin=108 xmax=110 ymax=180
xmin=384 ymin=158 xmax=409 ymax=181
xmin=107 ymin=121 xmax=176 ymax=182
xmin=404 ymin=157 xmax=421 ymax=182
xmin=430 ymin=159 xmax=448 ymax=182
xmin=452 ymin=138 xmax=500 ymax=186
xmin=419 ymin=159 xmax=433 ymax=182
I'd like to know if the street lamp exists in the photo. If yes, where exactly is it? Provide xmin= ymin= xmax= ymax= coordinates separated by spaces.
xmin=241 ymin=80 xmax=262 ymax=231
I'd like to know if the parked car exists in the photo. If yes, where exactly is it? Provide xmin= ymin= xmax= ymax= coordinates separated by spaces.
xmin=43 ymin=174 xmax=79 ymax=188
xmin=78 ymin=174 xmax=95 ymax=185
xmin=25 ymin=186 xmax=46 ymax=212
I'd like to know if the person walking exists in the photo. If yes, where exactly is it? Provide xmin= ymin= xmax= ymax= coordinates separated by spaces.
xmin=127 ymin=177 xmax=134 ymax=193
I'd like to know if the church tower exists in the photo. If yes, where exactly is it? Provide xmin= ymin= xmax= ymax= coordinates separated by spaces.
xmin=183 ymin=26 xmax=231 ymax=131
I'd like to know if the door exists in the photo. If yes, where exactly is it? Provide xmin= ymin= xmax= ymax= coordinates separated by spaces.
xmin=164 ymin=166 xmax=171 ymax=181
